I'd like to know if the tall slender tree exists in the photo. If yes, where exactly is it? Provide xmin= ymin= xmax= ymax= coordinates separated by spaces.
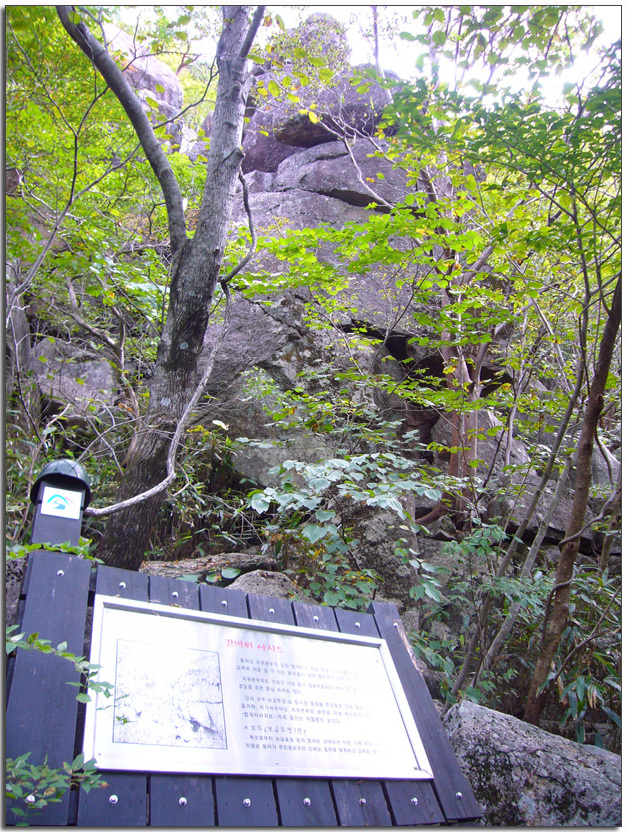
xmin=56 ymin=6 xmax=265 ymax=569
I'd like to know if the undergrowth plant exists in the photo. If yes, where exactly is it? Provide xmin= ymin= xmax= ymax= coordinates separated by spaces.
xmin=245 ymin=450 xmax=444 ymax=609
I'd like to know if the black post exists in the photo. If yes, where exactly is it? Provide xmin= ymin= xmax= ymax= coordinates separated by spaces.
xmin=29 ymin=459 xmax=91 ymax=546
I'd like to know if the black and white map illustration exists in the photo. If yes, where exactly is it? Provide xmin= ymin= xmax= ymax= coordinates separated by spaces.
xmin=113 ymin=639 xmax=227 ymax=749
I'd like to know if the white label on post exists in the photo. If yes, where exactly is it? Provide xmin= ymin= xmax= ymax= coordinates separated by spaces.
xmin=40 ymin=485 xmax=83 ymax=520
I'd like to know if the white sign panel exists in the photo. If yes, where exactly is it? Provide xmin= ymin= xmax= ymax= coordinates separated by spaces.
xmin=84 ymin=596 xmax=433 ymax=780
xmin=39 ymin=485 xmax=83 ymax=520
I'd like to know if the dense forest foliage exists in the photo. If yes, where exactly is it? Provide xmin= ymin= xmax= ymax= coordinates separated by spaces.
xmin=6 ymin=5 xmax=621 ymax=791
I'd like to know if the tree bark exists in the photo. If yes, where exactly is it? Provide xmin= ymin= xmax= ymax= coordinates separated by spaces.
xmin=524 ymin=275 xmax=621 ymax=724
xmin=57 ymin=6 xmax=264 ymax=569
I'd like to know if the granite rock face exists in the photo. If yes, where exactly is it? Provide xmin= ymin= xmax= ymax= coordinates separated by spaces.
xmin=102 ymin=23 xmax=183 ymax=111
xmin=140 ymin=552 xmax=280 ymax=581
xmin=29 ymin=339 xmax=116 ymax=423
xmin=102 ymin=23 xmax=184 ymax=145
xmin=227 ymin=569 xmax=308 ymax=600
xmin=443 ymin=701 xmax=622 ymax=827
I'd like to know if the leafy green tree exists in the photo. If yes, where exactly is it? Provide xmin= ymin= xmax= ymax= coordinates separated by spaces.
xmin=388 ymin=5 xmax=621 ymax=726
xmin=232 ymin=5 xmax=621 ymax=731
xmin=39 ymin=5 xmax=265 ymax=569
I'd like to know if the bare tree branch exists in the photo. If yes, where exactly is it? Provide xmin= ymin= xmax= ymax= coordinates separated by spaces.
xmin=56 ymin=5 xmax=188 ymax=255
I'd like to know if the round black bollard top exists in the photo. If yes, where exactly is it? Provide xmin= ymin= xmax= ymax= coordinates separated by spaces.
xmin=30 ymin=459 xmax=92 ymax=508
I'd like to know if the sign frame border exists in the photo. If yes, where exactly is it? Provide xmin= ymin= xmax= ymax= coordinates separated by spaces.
xmin=83 ymin=595 xmax=434 ymax=780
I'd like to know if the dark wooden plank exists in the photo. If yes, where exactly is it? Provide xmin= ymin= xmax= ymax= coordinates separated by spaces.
xmin=332 ymin=779 xmax=392 ymax=827
xmin=148 ymin=574 xmax=200 ymax=609
xmin=332 ymin=606 xmax=392 ymax=827
xmin=5 ymin=551 xmax=92 ymax=826
xmin=246 ymin=593 xmax=299 ymax=826
xmin=206 ymin=591 xmax=286 ymax=826
xmin=333 ymin=606 xmax=380 ymax=638
xmin=95 ymin=565 xmax=148 ymax=600
xmin=149 ymin=774 xmax=215 ymax=826
xmin=384 ymin=779 xmax=445 ymax=826
xmin=246 ymin=593 xmax=294 ymax=624
xmin=282 ymin=601 xmax=340 ymax=826
xmin=275 ymin=778 xmax=338 ymax=827
xmin=146 ymin=573 xmax=215 ymax=826
xmin=275 ymin=601 xmax=337 ymax=826
xmin=77 ymin=773 xmax=147 ymax=826
xmin=292 ymin=601 xmax=337 ymax=631
xmin=78 ymin=565 xmax=149 ymax=825
xmin=215 ymin=776 xmax=278 ymax=826
xmin=199 ymin=583 xmax=249 ymax=617
xmin=369 ymin=600 xmax=482 ymax=823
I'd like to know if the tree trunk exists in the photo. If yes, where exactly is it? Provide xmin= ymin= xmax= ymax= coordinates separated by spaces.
xmin=58 ymin=6 xmax=264 ymax=569
xmin=524 ymin=276 xmax=621 ymax=724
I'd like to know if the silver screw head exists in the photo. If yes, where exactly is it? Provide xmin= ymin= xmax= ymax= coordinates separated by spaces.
xmin=393 ymin=622 xmax=399 ymax=628
xmin=359 ymin=798 xmax=367 ymax=806
xmin=221 ymin=600 xmax=228 ymax=606
xmin=119 ymin=581 xmax=126 ymax=589
xmin=456 ymin=792 xmax=463 ymax=799
xmin=109 ymin=794 xmax=118 ymax=804
xmin=243 ymin=798 xmax=251 ymax=807
xmin=355 ymin=622 xmax=361 ymax=628
xmin=313 ymin=615 xmax=319 ymax=622
xmin=172 ymin=591 xmax=178 ymax=598
xmin=269 ymin=608 xmax=275 ymax=614
xmin=411 ymin=797 xmax=418 ymax=805
xmin=303 ymin=798 xmax=311 ymax=806
xmin=56 ymin=570 xmax=64 ymax=577
xmin=178 ymin=797 xmax=187 ymax=806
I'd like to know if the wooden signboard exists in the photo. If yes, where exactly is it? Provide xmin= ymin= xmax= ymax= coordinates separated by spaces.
xmin=6 ymin=550 xmax=482 ymax=826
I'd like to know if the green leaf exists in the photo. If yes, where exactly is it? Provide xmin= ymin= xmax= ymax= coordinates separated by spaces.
xmin=302 ymin=524 xmax=329 ymax=544
xmin=221 ymin=567 xmax=241 ymax=580
xmin=601 ymin=706 xmax=621 ymax=728
xmin=250 ymin=492 xmax=271 ymax=513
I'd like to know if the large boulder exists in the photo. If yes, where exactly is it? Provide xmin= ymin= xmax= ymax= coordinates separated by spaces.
xmin=443 ymin=701 xmax=622 ymax=827
xmin=270 ymin=66 xmax=393 ymax=148
xmin=228 ymin=569 xmax=308 ymax=600
xmin=241 ymin=14 xmax=393 ymax=170
xmin=102 ymin=23 xmax=184 ymax=145
xmin=274 ymin=138 xmax=415 ymax=208
xmin=242 ymin=106 xmax=304 ymax=174
xmin=337 ymin=502 xmax=419 ymax=614
xmin=29 ymin=338 xmax=116 ymax=424
xmin=102 ymin=23 xmax=183 ymax=110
